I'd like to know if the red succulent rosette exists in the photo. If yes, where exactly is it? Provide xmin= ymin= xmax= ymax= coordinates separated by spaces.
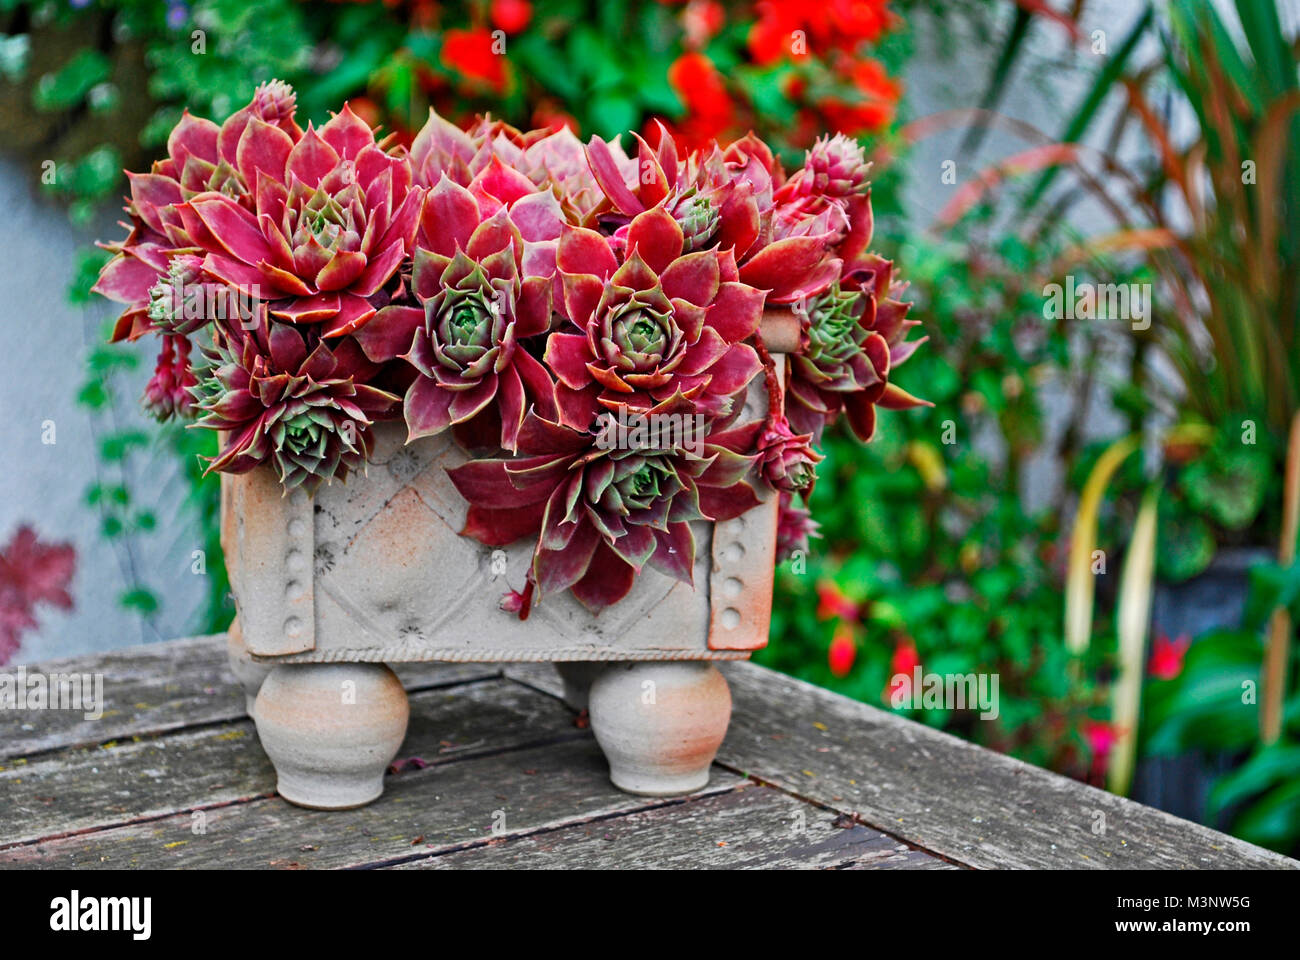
xmin=756 ymin=412 xmax=823 ymax=493
xmin=175 ymin=103 xmax=423 ymax=339
xmin=584 ymin=125 xmax=851 ymax=304
xmin=786 ymin=260 xmax=928 ymax=442
xmin=390 ymin=203 xmax=559 ymax=452
xmin=411 ymin=108 xmax=614 ymax=224
xmin=192 ymin=312 xmax=400 ymax=492
xmin=93 ymin=81 xmax=304 ymax=343
xmin=447 ymin=403 xmax=763 ymax=609
xmin=91 ymin=83 xmax=933 ymax=615
xmin=143 ymin=334 xmax=198 ymax=422
xmin=543 ymin=206 xmax=765 ymax=427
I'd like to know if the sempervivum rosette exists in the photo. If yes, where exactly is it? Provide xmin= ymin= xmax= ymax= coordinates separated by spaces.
xmin=94 ymin=81 xmax=304 ymax=343
xmin=177 ymin=103 xmax=423 ymax=338
xmin=544 ymin=206 xmax=765 ymax=427
xmin=772 ymin=135 xmax=929 ymax=442
xmin=584 ymin=126 xmax=852 ymax=305
xmin=781 ymin=133 xmax=874 ymax=201
xmin=785 ymin=266 xmax=928 ymax=443
xmin=410 ymin=109 xmax=614 ymax=223
xmin=398 ymin=202 xmax=559 ymax=452
xmin=193 ymin=315 xmax=399 ymax=492
xmin=756 ymin=413 xmax=823 ymax=493
xmin=142 ymin=335 xmax=197 ymax=422
xmin=447 ymin=405 xmax=763 ymax=610
xmin=584 ymin=126 xmax=767 ymax=251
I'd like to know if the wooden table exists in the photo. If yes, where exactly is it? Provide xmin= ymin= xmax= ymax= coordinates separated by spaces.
xmin=2 ymin=634 xmax=1295 ymax=870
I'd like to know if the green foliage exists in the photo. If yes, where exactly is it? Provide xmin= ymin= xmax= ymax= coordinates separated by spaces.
xmin=1141 ymin=628 xmax=1262 ymax=754
xmin=1142 ymin=557 xmax=1300 ymax=853
xmin=1179 ymin=443 xmax=1272 ymax=533
xmin=73 ymin=318 xmax=233 ymax=637
xmin=760 ymin=221 xmax=1150 ymax=773
xmin=32 ymin=46 xmax=110 ymax=110
xmin=1149 ymin=425 xmax=1280 ymax=583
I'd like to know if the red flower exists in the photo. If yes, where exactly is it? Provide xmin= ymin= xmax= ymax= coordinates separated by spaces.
xmin=442 ymin=28 xmax=508 ymax=93
xmin=815 ymin=579 xmax=859 ymax=622
xmin=821 ymin=57 xmax=900 ymax=134
xmin=666 ymin=52 xmax=735 ymax=149
xmin=827 ymin=0 xmax=893 ymax=48
xmin=1083 ymin=719 xmax=1119 ymax=782
xmin=1148 ymin=632 xmax=1190 ymax=680
xmin=1085 ymin=720 xmax=1119 ymax=755
xmin=828 ymin=623 xmax=856 ymax=677
xmin=683 ymin=0 xmax=726 ymax=47
xmin=490 ymin=0 xmax=532 ymax=35
xmin=890 ymin=637 xmax=920 ymax=677
xmin=749 ymin=0 xmax=895 ymax=63
xmin=883 ymin=637 xmax=919 ymax=704
xmin=748 ymin=3 xmax=804 ymax=65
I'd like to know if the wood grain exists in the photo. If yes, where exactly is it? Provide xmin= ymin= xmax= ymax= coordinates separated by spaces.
xmin=1 ymin=636 xmax=497 ymax=759
xmin=716 ymin=662 xmax=1298 ymax=870
xmin=0 ymin=678 xmax=578 ymax=850
xmin=1 ymin=739 xmax=740 ymax=870
xmin=6 ymin=634 xmax=1294 ymax=871
xmin=398 ymin=782 xmax=954 ymax=870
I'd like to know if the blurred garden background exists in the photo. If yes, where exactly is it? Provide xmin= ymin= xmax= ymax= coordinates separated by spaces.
xmin=3 ymin=0 xmax=1299 ymax=854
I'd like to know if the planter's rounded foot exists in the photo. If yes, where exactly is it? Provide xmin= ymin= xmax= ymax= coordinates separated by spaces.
xmin=588 ymin=661 xmax=731 ymax=797
xmin=226 ymin=617 xmax=272 ymax=717
xmin=253 ymin=663 xmax=409 ymax=810
xmin=553 ymin=662 xmax=602 ymax=712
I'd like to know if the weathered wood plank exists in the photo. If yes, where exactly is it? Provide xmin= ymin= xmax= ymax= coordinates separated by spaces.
xmin=0 ymin=678 xmax=579 ymax=849
xmin=397 ymin=781 xmax=954 ymax=870
xmin=1 ymin=739 xmax=741 ymax=869
xmin=501 ymin=662 xmax=567 ymax=700
xmin=9 ymin=635 xmax=1291 ymax=870
xmin=1 ymin=635 xmax=497 ymax=759
xmin=716 ymin=662 xmax=1299 ymax=870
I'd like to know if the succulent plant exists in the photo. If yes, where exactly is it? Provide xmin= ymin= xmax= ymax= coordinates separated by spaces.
xmin=142 ymin=334 xmax=198 ymax=422
xmin=410 ymin=109 xmax=612 ymax=224
xmin=583 ymin=125 xmax=866 ymax=306
xmin=409 ymin=108 xmax=480 ymax=188
xmin=400 ymin=205 xmax=558 ymax=451
xmin=145 ymin=254 xmax=250 ymax=337
xmin=94 ymin=90 xmax=931 ymax=615
xmin=176 ymin=103 xmax=423 ymax=338
xmin=584 ymin=127 xmax=765 ymax=254
xmin=786 ymin=268 xmax=928 ymax=442
xmin=785 ymin=134 xmax=873 ymax=200
xmin=193 ymin=316 xmax=399 ymax=492
xmin=756 ymin=413 xmax=823 ymax=493
xmin=543 ymin=207 xmax=764 ymax=427
xmin=448 ymin=405 xmax=762 ymax=609
xmin=775 ymin=490 xmax=821 ymax=563
xmin=93 ymin=81 xmax=306 ymax=343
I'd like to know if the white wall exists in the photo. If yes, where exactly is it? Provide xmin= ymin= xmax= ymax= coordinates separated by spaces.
xmin=0 ymin=155 xmax=210 ymax=662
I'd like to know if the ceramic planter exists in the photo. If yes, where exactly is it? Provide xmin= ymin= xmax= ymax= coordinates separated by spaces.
xmin=224 ymin=312 xmax=799 ymax=809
